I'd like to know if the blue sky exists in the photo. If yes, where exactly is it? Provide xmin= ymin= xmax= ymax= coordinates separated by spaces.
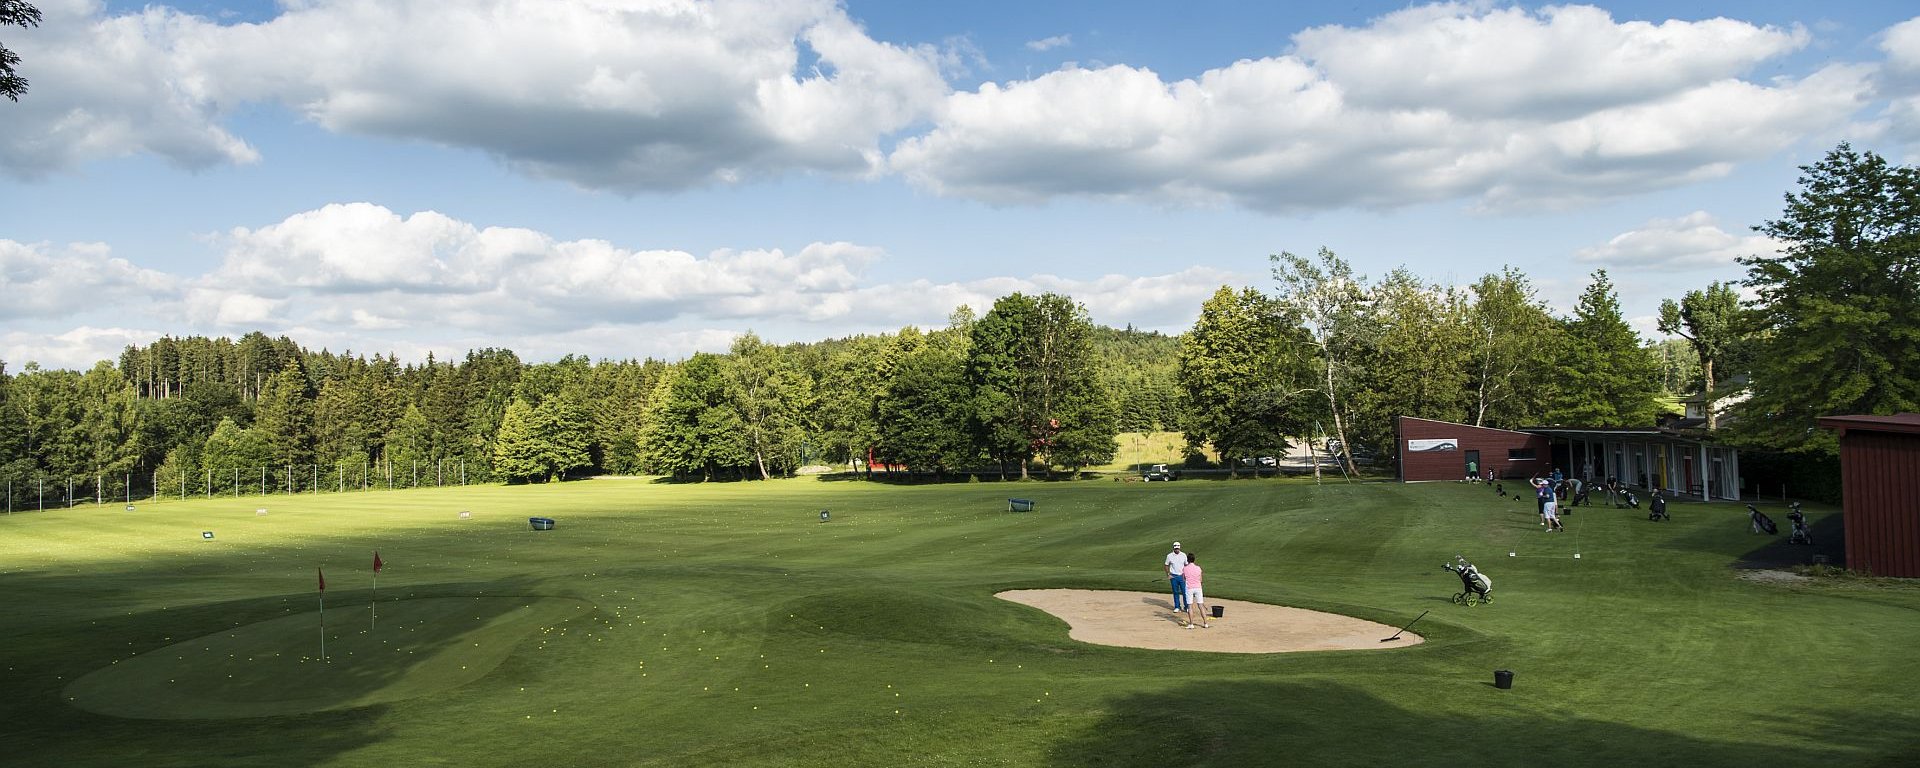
xmin=4 ymin=0 xmax=1919 ymax=369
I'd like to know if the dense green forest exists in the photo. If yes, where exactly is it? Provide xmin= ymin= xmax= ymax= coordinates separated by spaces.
xmin=1 ymin=144 xmax=1912 ymax=503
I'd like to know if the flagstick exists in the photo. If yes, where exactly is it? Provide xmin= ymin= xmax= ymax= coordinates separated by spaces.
xmin=371 ymin=572 xmax=378 ymax=631
xmin=320 ymin=591 xmax=326 ymax=662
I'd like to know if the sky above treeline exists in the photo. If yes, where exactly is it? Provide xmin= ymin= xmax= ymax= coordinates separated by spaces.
xmin=3 ymin=0 xmax=1918 ymax=369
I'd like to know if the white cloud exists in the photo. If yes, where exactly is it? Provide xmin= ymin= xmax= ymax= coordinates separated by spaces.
xmin=1026 ymin=34 xmax=1072 ymax=52
xmin=1877 ymin=17 xmax=1920 ymax=148
xmin=1293 ymin=4 xmax=1807 ymax=119
xmin=0 ymin=203 xmax=1234 ymax=367
xmin=890 ymin=4 xmax=1873 ymax=212
xmin=0 ymin=0 xmax=258 ymax=178
xmin=1882 ymin=16 xmax=1920 ymax=78
xmin=5 ymin=0 xmax=950 ymax=188
xmin=1574 ymin=211 xmax=1782 ymax=271
xmin=0 ymin=239 xmax=182 ymax=318
xmin=0 ymin=326 xmax=162 ymax=371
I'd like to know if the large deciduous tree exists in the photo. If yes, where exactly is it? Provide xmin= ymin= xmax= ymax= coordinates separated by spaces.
xmin=725 ymin=333 xmax=813 ymax=480
xmin=1465 ymin=267 xmax=1559 ymax=428
xmin=1270 ymin=248 xmax=1370 ymax=476
xmin=873 ymin=335 xmax=974 ymax=477
xmin=77 ymin=362 xmax=142 ymax=478
xmin=1738 ymin=143 xmax=1920 ymax=452
xmin=1176 ymin=286 xmax=1312 ymax=476
xmin=201 ymin=417 xmax=274 ymax=493
xmin=966 ymin=293 xmax=1116 ymax=479
xmin=1349 ymin=269 xmax=1472 ymax=458
xmin=1656 ymin=281 xmax=1746 ymax=429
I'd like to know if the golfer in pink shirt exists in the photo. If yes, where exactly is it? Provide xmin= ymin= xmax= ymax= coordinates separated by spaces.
xmin=1181 ymin=555 xmax=1208 ymax=628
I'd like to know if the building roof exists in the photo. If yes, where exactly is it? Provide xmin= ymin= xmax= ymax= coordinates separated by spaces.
xmin=1398 ymin=416 xmax=1537 ymax=437
xmin=1817 ymin=413 xmax=1920 ymax=436
xmin=1521 ymin=426 xmax=1715 ymax=446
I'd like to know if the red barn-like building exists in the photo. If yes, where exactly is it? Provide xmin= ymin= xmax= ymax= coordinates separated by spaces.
xmin=1397 ymin=417 xmax=1548 ymax=481
xmin=1817 ymin=414 xmax=1920 ymax=578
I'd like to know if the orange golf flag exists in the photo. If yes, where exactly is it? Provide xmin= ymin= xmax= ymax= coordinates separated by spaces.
xmin=317 ymin=567 xmax=326 ymax=592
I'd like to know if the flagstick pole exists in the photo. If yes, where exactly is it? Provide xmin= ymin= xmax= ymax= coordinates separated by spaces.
xmin=371 ymin=572 xmax=378 ymax=631
xmin=320 ymin=591 xmax=326 ymax=662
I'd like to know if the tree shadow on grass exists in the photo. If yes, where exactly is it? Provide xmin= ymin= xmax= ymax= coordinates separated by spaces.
xmin=1047 ymin=678 xmax=1910 ymax=768
xmin=1735 ymin=512 xmax=1845 ymax=570
xmin=0 ymin=576 xmax=563 ymax=767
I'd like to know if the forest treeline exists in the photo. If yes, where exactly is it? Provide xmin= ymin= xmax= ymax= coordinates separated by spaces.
xmin=0 ymin=144 xmax=1912 ymax=498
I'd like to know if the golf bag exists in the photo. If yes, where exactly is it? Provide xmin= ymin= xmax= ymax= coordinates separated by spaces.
xmin=1618 ymin=489 xmax=1639 ymax=510
xmin=1748 ymin=504 xmax=1778 ymax=535
xmin=1569 ymin=481 xmax=1592 ymax=508
xmin=1443 ymin=556 xmax=1493 ymax=606
xmin=1648 ymin=492 xmax=1669 ymax=522
xmin=1787 ymin=503 xmax=1811 ymax=545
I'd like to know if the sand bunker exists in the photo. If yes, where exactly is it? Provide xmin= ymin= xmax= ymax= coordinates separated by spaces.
xmin=996 ymin=589 xmax=1422 ymax=653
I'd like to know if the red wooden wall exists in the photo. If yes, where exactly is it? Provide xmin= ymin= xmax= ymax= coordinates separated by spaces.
xmin=1397 ymin=416 xmax=1550 ymax=482
xmin=1836 ymin=429 xmax=1920 ymax=578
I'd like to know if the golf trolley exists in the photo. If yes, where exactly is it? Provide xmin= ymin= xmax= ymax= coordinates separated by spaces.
xmin=1747 ymin=504 xmax=1779 ymax=535
xmin=1647 ymin=491 xmax=1669 ymax=522
xmin=1787 ymin=502 xmax=1812 ymax=545
xmin=1443 ymin=556 xmax=1493 ymax=606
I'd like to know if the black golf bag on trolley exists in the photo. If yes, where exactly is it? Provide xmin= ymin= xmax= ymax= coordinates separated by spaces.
xmin=1787 ymin=503 xmax=1812 ymax=544
xmin=1648 ymin=491 xmax=1669 ymax=521
xmin=1748 ymin=504 xmax=1778 ymax=535
xmin=1443 ymin=556 xmax=1493 ymax=606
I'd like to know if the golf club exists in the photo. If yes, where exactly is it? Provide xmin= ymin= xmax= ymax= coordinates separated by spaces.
xmin=1380 ymin=610 xmax=1429 ymax=643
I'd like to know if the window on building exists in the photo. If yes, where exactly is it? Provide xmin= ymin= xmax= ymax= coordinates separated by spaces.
xmin=1508 ymin=448 xmax=1536 ymax=460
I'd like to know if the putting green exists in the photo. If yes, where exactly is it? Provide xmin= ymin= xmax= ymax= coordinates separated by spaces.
xmin=65 ymin=596 xmax=593 ymax=719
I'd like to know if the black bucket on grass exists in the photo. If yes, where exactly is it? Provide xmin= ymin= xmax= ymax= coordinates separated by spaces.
xmin=1211 ymin=605 xmax=1224 ymax=618
xmin=1494 ymin=669 xmax=1514 ymax=689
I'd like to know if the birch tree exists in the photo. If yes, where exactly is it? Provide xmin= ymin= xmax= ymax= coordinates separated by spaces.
xmin=1271 ymin=248 xmax=1369 ymax=476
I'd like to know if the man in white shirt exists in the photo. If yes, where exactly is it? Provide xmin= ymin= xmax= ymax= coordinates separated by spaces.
xmin=1162 ymin=541 xmax=1189 ymax=613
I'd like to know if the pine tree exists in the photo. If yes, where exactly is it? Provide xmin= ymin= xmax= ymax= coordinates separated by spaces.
xmin=490 ymin=397 xmax=545 ymax=483
xmin=1549 ymin=270 xmax=1659 ymax=427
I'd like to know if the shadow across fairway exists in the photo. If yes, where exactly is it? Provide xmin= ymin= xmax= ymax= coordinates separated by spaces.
xmin=0 ymin=575 xmax=578 ymax=766
xmin=1048 ymin=678 xmax=1915 ymax=767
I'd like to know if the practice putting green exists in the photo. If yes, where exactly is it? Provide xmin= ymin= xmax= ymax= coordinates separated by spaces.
xmin=65 ymin=596 xmax=591 ymax=719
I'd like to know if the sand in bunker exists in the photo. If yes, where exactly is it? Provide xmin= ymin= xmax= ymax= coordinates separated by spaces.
xmin=996 ymin=589 xmax=1422 ymax=653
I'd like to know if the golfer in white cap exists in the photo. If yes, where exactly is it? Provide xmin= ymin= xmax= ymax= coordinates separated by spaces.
xmin=1162 ymin=541 xmax=1189 ymax=614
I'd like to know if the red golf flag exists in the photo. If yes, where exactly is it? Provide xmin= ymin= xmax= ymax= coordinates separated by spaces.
xmin=373 ymin=551 xmax=383 ymax=573
xmin=317 ymin=567 xmax=326 ymax=592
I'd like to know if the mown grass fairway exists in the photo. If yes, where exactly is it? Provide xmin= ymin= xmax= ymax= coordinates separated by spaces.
xmin=2 ymin=478 xmax=1915 ymax=767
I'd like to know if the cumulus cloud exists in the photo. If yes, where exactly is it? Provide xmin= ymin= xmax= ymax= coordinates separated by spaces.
xmin=4 ymin=0 xmax=950 ymax=188
xmin=1574 ymin=211 xmax=1782 ymax=271
xmin=11 ymin=2 xmax=1905 ymax=209
xmin=0 ymin=239 xmax=182 ymax=318
xmin=0 ymin=202 xmax=1234 ymax=367
xmin=0 ymin=326 xmax=164 ymax=371
xmin=0 ymin=0 xmax=258 ymax=178
xmin=1026 ymin=34 xmax=1072 ymax=52
xmin=890 ymin=4 xmax=1873 ymax=211
xmin=1293 ymin=4 xmax=1807 ymax=119
xmin=1875 ymin=16 xmax=1920 ymax=147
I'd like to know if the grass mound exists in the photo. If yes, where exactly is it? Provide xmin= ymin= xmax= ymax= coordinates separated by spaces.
xmin=65 ymin=596 xmax=591 ymax=719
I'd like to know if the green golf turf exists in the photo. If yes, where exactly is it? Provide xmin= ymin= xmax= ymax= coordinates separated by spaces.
xmin=1 ymin=477 xmax=1914 ymax=767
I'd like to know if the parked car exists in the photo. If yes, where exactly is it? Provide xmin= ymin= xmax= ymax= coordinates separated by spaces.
xmin=1143 ymin=464 xmax=1180 ymax=481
